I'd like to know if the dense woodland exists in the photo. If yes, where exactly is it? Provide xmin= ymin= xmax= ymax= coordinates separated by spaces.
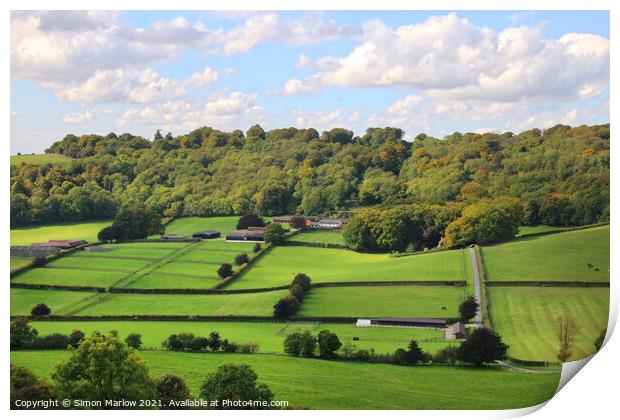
xmin=10 ymin=124 xmax=610 ymax=239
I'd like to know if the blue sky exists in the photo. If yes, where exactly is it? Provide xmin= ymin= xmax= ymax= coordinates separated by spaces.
xmin=10 ymin=10 xmax=610 ymax=153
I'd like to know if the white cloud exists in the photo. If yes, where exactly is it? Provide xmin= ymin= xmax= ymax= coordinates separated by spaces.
xmin=280 ymin=13 xmax=609 ymax=105
xmin=11 ymin=111 xmax=19 ymax=117
xmin=116 ymin=91 xmax=264 ymax=134
xmin=295 ymin=54 xmax=312 ymax=69
xmin=42 ymin=66 xmax=218 ymax=104
xmin=292 ymin=108 xmax=360 ymax=132
xmin=61 ymin=108 xmax=111 ymax=124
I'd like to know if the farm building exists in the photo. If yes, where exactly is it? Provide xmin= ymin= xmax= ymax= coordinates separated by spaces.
xmin=84 ymin=246 xmax=112 ymax=252
xmin=31 ymin=239 xmax=87 ymax=249
xmin=161 ymin=234 xmax=185 ymax=241
xmin=247 ymin=226 xmax=267 ymax=233
xmin=272 ymin=215 xmax=312 ymax=227
xmin=10 ymin=245 xmax=61 ymax=258
xmin=226 ymin=230 xmax=265 ymax=242
xmin=192 ymin=230 xmax=221 ymax=239
xmin=356 ymin=317 xmax=447 ymax=329
xmin=444 ymin=322 xmax=466 ymax=340
xmin=310 ymin=218 xmax=347 ymax=230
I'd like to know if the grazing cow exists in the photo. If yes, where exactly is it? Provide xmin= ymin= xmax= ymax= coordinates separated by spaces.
xmin=441 ymin=306 xmax=447 ymax=311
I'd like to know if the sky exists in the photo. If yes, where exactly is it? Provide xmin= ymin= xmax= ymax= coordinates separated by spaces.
xmin=10 ymin=10 xmax=610 ymax=153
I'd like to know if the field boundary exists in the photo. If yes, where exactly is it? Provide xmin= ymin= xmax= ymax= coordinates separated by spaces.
xmin=10 ymin=283 xmax=105 ymax=293
xmin=284 ymin=241 xmax=348 ymax=249
xmin=516 ymin=222 xmax=609 ymax=239
xmin=213 ymin=243 xmax=274 ymax=289
xmin=12 ymin=315 xmax=364 ymax=323
xmin=10 ymin=241 xmax=104 ymax=278
xmin=474 ymin=245 xmax=492 ymax=328
xmin=485 ymin=281 xmax=609 ymax=287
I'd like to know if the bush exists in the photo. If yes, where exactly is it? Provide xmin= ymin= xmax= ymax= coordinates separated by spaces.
xmin=283 ymin=331 xmax=316 ymax=357
xmin=30 ymin=303 xmax=51 ymax=317
xmin=98 ymin=225 xmax=127 ymax=242
xmin=10 ymin=318 xmax=38 ymax=349
xmin=207 ymin=331 xmax=222 ymax=352
xmin=217 ymin=263 xmax=234 ymax=279
xmin=234 ymin=253 xmax=250 ymax=266
xmin=155 ymin=374 xmax=192 ymax=409
xmin=68 ymin=330 xmax=85 ymax=348
xmin=163 ymin=334 xmax=183 ymax=351
xmin=264 ymin=223 xmax=286 ymax=245
xmin=290 ymin=215 xmax=308 ymax=230
xmin=289 ymin=284 xmax=305 ymax=301
xmin=125 ymin=333 xmax=142 ymax=349
xmin=317 ymin=330 xmax=342 ymax=358
xmin=292 ymin=273 xmax=312 ymax=292
xmin=457 ymin=328 xmax=508 ymax=365
xmin=252 ymin=243 xmax=262 ymax=253
xmin=31 ymin=333 xmax=70 ymax=350
xmin=434 ymin=346 xmax=459 ymax=365
xmin=239 ymin=342 xmax=259 ymax=354
xmin=221 ymin=340 xmax=239 ymax=353
xmin=11 ymin=365 xmax=55 ymax=409
xmin=273 ymin=295 xmax=300 ymax=318
xmin=459 ymin=296 xmax=479 ymax=322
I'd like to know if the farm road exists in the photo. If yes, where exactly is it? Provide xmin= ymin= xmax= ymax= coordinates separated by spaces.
xmin=468 ymin=247 xmax=483 ymax=327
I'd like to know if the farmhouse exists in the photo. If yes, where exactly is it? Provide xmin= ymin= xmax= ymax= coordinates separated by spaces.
xmin=356 ymin=317 xmax=447 ymax=329
xmin=31 ymin=239 xmax=87 ymax=249
xmin=10 ymin=245 xmax=61 ymax=258
xmin=161 ymin=234 xmax=185 ymax=241
xmin=310 ymin=218 xmax=347 ymax=230
xmin=444 ymin=322 xmax=466 ymax=340
xmin=192 ymin=230 xmax=221 ymax=239
xmin=226 ymin=229 xmax=265 ymax=242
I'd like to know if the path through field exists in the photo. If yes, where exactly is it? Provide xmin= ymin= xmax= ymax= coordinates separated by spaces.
xmin=468 ymin=247 xmax=483 ymax=327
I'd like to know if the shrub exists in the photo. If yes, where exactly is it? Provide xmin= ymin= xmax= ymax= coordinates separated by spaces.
xmin=190 ymin=337 xmax=209 ymax=351
xmin=273 ymin=295 xmax=300 ymax=318
xmin=283 ymin=331 xmax=316 ymax=357
xmin=31 ymin=334 xmax=70 ymax=350
xmin=207 ymin=331 xmax=222 ymax=352
xmin=163 ymin=334 xmax=183 ymax=351
xmin=290 ymin=215 xmax=308 ymax=230
xmin=264 ymin=223 xmax=286 ymax=245
xmin=317 ymin=330 xmax=342 ymax=358
xmin=155 ymin=374 xmax=192 ymax=409
xmin=292 ymin=273 xmax=312 ymax=292
xmin=217 ymin=263 xmax=234 ymax=279
xmin=434 ymin=346 xmax=459 ymax=365
xmin=98 ymin=225 xmax=127 ymax=242
xmin=459 ymin=296 xmax=479 ymax=322
xmin=30 ymin=303 xmax=51 ymax=317
xmin=239 ymin=342 xmax=259 ymax=354
xmin=125 ymin=333 xmax=142 ymax=349
xmin=11 ymin=365 xmax=55 ymax=409
xmin=68 ymin=330 xmax=85 ymax=348
xmin=252 ymin=243 xmax=262 ymax=253
xmin=402 ymin=340 xmax=431 ymax=365
xmin=234 ymin=253 xmax=250 ymax=266
xmin=221 ymin=340 xmax=239 ymax=353
xmin=10 ymin=317 xmax=38 ymax=349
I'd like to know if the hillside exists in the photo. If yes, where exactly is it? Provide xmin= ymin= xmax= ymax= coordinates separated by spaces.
xmin=10 ymin=124 xmax=609 ymax=230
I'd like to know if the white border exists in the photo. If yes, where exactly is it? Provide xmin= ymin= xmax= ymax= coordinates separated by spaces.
xmin=3 ymin=1 xmax=617 ymax=419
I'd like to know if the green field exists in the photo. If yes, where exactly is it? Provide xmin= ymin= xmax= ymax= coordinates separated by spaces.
xmin=227 ymin=246 xmax=464 ymax=290
xmin=488 ymin=286 xmax=609 ymax=362
xmin=71 ymin=290 xmax=287 ymax=316
xmin=11 ymin=267 xmax=123 ymax=288
xmin=481 ymin=226 xmax=609 ymax=282
xmin=10 ymin=153 xmax=72 ymax=167
xmin=159 ymin=216 xmax=241 ymax=237
xmin=10 ymin=220 xmax=112 ymax=245
xmin=516 ymin=225 xmax=569 ymax=237
xmin=289 ymin=230 xmax=345 ymax=245
xmin=29 ymin=320 xmax=450 ymax=354
xmin=10 ymin=350 xmax=559 ymax=409
xmin=11 ymin=289 xmax=95 ymax=316
xmin=10 ymin=257 xmax=32 ymax=272
xmin=298 ymin=285 xmax=464 ymax=318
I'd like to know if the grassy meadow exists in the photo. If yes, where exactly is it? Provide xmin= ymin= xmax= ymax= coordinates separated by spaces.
xmin=72 ymin=290 xmax=287 ymax=316
xmin=298 ymin=285 xmax=464 ymax=318
xmin=226 ymin=246 xmax=464 ymax=290
xmin=10 ymin=350 xmax=560 ymax=409
xmin=10 ymin=220 xmax=112 ymax=245
xmin=11 ymin=288 xmax=96 ymax=316
xmin=488 ymin=286 xmax=609 ymax=362
xmin=481 ymin=226 xmax=609 ymax=282
xmin=10 ymin=256 xmax=32 ymax=272
xmin=10 ymin=153 xmax=72 ymax=167
xmin=289 ymin=230 xmax=345 ymax=245
xmin=159 ymin=216 xmax=241 ymax=237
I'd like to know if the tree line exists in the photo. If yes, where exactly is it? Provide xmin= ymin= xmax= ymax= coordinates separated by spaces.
xmin=10 ymin=124 xmax=609 ymax=229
